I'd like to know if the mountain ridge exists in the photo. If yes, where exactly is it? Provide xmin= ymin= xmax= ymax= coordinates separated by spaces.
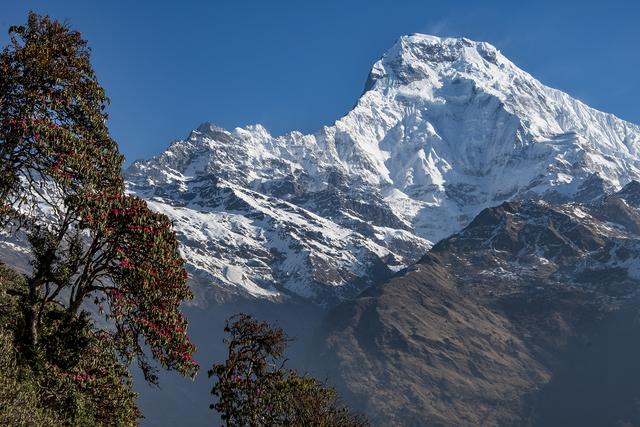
xmin=122 ymin=33 xmax=640 ymax=304
xmin=317 ymin=180 xmax=640 ymax=426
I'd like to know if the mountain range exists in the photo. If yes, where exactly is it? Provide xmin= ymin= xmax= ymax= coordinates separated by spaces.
xmin=4 ymin=34 xmax=640 ymax=426
xmin=125 ymin=34 xmax=640 ymax=308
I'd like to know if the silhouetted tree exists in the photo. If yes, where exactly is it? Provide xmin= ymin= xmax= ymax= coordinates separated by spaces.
xmin=209 ymin=314 xmax=368 ymax=426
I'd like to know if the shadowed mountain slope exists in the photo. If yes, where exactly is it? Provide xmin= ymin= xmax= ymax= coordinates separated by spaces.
xmin=318 ymin=182 xmax=640 ymax=426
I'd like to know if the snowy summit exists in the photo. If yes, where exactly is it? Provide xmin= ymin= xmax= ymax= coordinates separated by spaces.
xmin=125 ymin=34 xmax=640 ymax=304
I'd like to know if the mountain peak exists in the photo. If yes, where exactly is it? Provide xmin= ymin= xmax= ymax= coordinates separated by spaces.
xmin=191 ymin=122 xmax=230 ymax=138
xmin=123 ymin=34 xmax=640 ymax=304
xmin=364 ymin=34 xmax=505 ymax=92
xmin=396 ymin=33 xmax=483 ymax=52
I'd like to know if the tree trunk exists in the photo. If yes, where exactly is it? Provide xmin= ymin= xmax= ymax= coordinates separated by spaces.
xmin=27 ymin=303 xmax=38 ymax=346
xmin=24 ymin=277 xmax=42 ymax=348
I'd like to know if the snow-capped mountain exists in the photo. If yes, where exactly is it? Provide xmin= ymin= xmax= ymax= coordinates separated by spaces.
xmin=125 ymin=34 xmax=640 ymax=304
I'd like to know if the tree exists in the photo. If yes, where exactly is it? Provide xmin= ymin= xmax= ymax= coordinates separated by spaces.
xmin=0 ymin=12 xmax=123 ymax=225
xmin=209 ymin=314 xmax=368 ymax=427
xmin=77 ymin=193 xmax=197 ymax=381
xmin=1 ymin=262 xmax=140 ymax=426
xmin=0 ymin=11 xmax=197 ymax=387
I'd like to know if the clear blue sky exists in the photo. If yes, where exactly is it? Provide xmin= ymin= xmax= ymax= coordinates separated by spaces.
xmin=2 ymin=0 xmax=639 ymax=164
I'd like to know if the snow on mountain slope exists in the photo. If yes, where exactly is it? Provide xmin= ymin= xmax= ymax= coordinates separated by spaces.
xmin=139 ymin=178 xmax=400 ymax=305
xmin=125 ymin=34 xmax=640 ymax=304
xmin=318 ymin=181 xmax=640 ymax=426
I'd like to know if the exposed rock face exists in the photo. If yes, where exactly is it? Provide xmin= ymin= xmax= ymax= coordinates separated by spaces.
xmin=125 ymin=34 xmax=640 ymax=305
xmin=318 ymin=182 xmax=640 ymax=426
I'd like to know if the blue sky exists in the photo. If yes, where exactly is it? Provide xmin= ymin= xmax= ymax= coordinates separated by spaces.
xmin=2 ymin=0 xmax=639 ymax=164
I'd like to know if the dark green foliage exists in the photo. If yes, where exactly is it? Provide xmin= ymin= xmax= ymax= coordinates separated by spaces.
xmin=0 ymin=329 xmax=63 ymax=426
xmin=0 ymin=12 xmax=199 ymax=424
xmin=0 ymin=266 xmax=59 ymax=426
xmin=0 ymin=11 xmax=197 ymax=379
xmin=209 ymin=314 xmax=368 ymax=426
xmin=0 ymin=12 xmax=124 ymax=225
xmin=0 ymin=263 xmax=140 ymax=426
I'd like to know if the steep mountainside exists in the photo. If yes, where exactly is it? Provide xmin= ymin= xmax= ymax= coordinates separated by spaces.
xmin=125 ymin=34 xmax=640 ymax=304
xmin=318 ymin=182 xmax=640 ymax=426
